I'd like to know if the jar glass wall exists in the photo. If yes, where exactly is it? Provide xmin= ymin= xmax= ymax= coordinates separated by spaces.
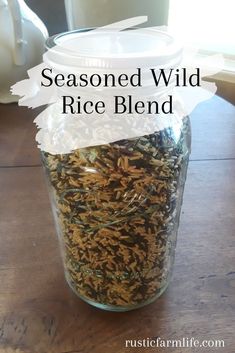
xmin=41 ymin=27 xmax=191 ymax=311
xmin=41 ymin=115 xmax=190 ymax=311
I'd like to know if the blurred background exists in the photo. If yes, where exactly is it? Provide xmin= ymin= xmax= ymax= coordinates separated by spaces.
xmin=26 ymin=0 xmax=235 ymax=57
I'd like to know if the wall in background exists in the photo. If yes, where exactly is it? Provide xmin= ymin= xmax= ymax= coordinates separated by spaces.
xmin=26 ymin=0 xmax=68 ymax=35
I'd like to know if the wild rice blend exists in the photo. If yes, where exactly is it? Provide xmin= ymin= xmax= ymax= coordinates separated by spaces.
xmin=42 ymin=118 xmax=190 ymax=309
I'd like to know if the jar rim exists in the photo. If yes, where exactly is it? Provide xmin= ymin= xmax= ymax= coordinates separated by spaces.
xmin=44 ymin=27 xmax=182 ymax=70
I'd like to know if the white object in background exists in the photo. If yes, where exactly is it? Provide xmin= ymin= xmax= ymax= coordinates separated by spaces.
xmin=0 ymin=0 xmax=48 ymax=103
xmin=64 ymin=0 xmax=169 ymax=30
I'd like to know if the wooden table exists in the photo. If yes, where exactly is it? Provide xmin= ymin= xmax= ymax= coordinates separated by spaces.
xmin=0 ymin=96 xmax=235 ymax=353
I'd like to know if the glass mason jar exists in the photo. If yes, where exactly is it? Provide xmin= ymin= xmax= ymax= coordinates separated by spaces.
xmin=41 ymin=29 xmax=191 ymax=311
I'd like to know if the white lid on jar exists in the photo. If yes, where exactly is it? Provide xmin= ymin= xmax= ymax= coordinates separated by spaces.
xmin=44 ymin=27 xmax=182 ymax=72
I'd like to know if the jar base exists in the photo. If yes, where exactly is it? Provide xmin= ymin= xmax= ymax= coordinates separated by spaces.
xmin=65 ymin=274 xmax=170 ymax=312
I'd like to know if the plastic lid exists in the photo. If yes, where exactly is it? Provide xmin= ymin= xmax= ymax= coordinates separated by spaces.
xmin=45 ymin=28 xmax=182 ymax=71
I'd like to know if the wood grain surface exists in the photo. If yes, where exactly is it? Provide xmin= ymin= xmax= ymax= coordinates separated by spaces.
xmin=0 ymin=96 xmax=235 ymax=353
